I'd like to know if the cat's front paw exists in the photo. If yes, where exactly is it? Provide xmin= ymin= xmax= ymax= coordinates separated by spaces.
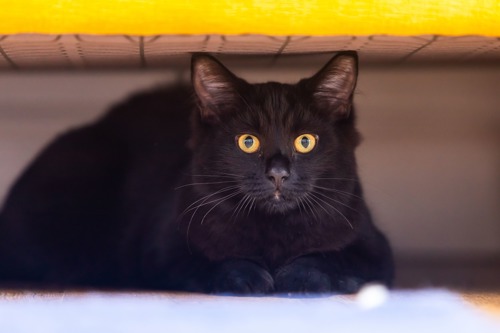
xmin=211 ymin=259 xmax=274 ymax=295
xmin=275 ymin=257 xmax=366 ymax=295
xmin=275 ymin=261 xmax=332 ymax=294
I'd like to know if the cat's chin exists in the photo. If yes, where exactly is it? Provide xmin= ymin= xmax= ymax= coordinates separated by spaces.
xmin=260 ymin=196 xmax=298 ymax=215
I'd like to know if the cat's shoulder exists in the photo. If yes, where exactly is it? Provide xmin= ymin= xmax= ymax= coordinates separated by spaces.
xmin=81 ymin=83 xmax=193 ymax=144
xmin=101 ymin=83 xmax=194 ymax=124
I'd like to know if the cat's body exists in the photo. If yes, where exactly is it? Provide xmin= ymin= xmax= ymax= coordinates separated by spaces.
xmin=0 ymin=53 xmax=393 ymax=293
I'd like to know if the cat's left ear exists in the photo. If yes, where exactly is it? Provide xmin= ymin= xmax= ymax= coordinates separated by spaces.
xmin=303 ymin=51 xmax=358 ymax=119
xmin=191 ymin=54 xmax=248 ymax=124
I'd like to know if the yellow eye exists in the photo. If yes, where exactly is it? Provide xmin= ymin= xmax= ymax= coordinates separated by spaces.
xmin=294 ymin=134 xmax=317 ymax=153
xmin=237 ymin=134 xmax=260 ymax=153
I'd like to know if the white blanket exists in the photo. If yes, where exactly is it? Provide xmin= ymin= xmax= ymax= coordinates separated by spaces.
xmin=0 ymin=290 xmax=498 ymax=333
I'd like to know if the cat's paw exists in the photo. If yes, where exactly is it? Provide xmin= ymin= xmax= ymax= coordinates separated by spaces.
xmin=275 ymin=257 xmax=368 ymax=295
xmin=334 ymin=276 xmax=365 ymax=294
xmin=274 ymin=260 xmax=332 ymax=294
xmin=211 ymin=260 xmax=274 ymax=295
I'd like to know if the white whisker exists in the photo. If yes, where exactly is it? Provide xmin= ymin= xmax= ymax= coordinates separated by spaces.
xmin=229 ymin=194 xmax=248 ymax=223
xmin=188 ymin=173 xmax=244 ymax=178
xmin=234 ymin=195 xmax=251 ymax=222
xmin=309 ymin=192 xmax=353 ymax=229
xmin=200 ymin=191 xmax=242 ymax=225
xmin=178 ymin=185 xmax=240 ymax=219
xmin=313 ymin=177 xmax=359 ymax=182
xmin=175 ymin=180 xmax=239 ymax=190
xmin=311 ymin=184 xmax=363 ymax=200
xmin=241 ymin=195 xmax=254 ymax=218
xmin=312 ymin=190 xmax=360 ymax=213
xmin=295 ymin=198 xmax=304 ymax=217
xmin=184 ymin=187 xmax=241 ymax=251
xmin=247 ymin=198 xmax=256 ymax=216
xmin=307 ymin=194 xmax=336 ymax=222
xmin=302 ymin=195 xmax=320 ymax=223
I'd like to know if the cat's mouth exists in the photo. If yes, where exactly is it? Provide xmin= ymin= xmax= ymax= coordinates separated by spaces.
xmin=273 ymin=190 xmax=282 ymax=200
xmin=259 ymin=190 xmax=298 ymax=214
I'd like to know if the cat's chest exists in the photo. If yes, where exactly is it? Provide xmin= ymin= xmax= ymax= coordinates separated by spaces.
xmin=185 ymin=213 xmax=355 ymax=269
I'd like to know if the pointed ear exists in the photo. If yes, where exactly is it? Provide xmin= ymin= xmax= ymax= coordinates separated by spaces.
xmin=304 ymin=51 xmax=358 ymax=119
xmin=191 ymin=54 xmax=247 ymax=123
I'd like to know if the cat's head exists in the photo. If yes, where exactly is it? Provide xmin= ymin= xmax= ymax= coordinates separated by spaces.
xmin=187 ymin=52 xmax=361 ymax=216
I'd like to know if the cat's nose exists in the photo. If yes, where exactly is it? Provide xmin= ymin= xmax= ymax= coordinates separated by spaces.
xmin=266 ymin=165 xmax=290 ymax=187
xmin=267 ymin=167 xmax=289 ymax=187
xmin=266 ymin=154 xmax=290 ymax=187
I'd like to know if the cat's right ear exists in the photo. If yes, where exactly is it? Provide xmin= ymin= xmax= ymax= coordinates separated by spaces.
xmin=303 ymin=51 xmax=358 ymax=120
xmin=191 ymin=54 xmax=247 ymax=124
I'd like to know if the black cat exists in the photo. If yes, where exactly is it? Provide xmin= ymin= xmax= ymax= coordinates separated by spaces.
xmin=0 ymin=52 xmax=393 ymax=294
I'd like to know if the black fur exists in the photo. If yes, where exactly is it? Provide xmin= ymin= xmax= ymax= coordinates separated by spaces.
xmin=0 ymin=52 xmax=393 ymax=294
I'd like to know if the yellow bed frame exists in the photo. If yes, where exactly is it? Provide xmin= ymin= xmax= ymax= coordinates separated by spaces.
xmin=2 ymin=0 xmax=499 ymax=36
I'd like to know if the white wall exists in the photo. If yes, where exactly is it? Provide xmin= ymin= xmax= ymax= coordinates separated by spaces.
xmin=355 ymin=67 xmax=500 ymax=256
xmin=0 ymin=64 xmax=499 ymax=257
